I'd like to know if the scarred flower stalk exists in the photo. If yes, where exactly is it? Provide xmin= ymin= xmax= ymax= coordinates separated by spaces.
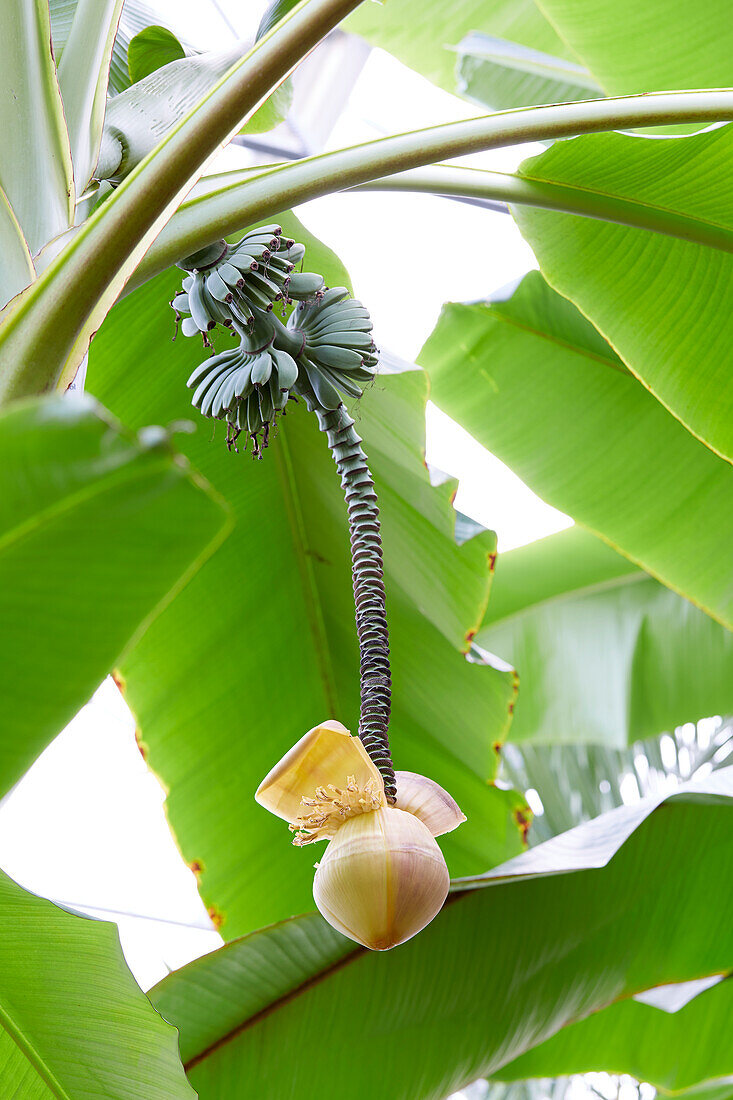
xmin=172 ymin=226 xmax=467 ymax=948
xmin=314 ymin=403 xmax=396 ymax=801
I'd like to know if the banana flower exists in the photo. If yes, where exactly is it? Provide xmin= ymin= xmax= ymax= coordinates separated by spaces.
xmin=256 ymin=721 xmax=465 ymax=950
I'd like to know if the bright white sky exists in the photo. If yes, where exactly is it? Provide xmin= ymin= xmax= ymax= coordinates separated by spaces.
xmin=1 ymin=0 xmax=573 ymax=1042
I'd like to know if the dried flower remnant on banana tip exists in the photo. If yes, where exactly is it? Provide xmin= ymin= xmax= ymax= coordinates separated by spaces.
xmin=256 ymin=723 xmax=466 ymax=950
xmin=171 ymin=226 xmax=378 ymax=457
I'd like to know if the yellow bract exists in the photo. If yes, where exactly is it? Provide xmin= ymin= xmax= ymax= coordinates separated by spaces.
xmin=255 ymin=721 xmax=384 ymax=827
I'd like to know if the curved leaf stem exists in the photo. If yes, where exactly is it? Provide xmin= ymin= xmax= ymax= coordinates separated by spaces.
xmin=356 ymin=166 xmax=733 ymax=251
xmin=132 ymin=90 xmax=733 ymax=286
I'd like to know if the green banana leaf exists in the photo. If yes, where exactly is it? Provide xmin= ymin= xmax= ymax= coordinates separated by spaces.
xmin=538 ymin=0 xmax=733 ymax=96
xmin=56 ymin=0 xmax=125 ymax=193
xmin=512 ymin=125 xmax=733 ymax=463
xmin=0 ymin=0 xmax=74 ymax=253
xmin=149 ymin=769 xmax=733 ymax=1099
xmin=151 ymin=911 xmax=355 ymax=1066
xmin=349 ymin=0 xmax=732 ymax=105
xmin=127 ymin=25 xmax=185 ymax=84
xmin=0 ymin=867 xmax=194 ymax=1097
xmin=123 ymin=27 xmax=291 ymax=136
xmin=109 ymin=0 xmax=175 ymax=95
xmin=495 ymin=975 xmax=733 ymax=1091
xmin=87 ymin=215 xmax=523 ymax=939
xmin=669 ymin=1083 xmax=733 ymax=1100
xmin=346 ymin=0 xmax=573 ymax=97
xmin=420 ymin=272 xmax=733 ymax=627
xmin=455 ymin=31 xmax=603 ymax=114
xmin=0 ymin=393 xmax=228 ymax=798
xmin=0 ymin=185 xmax=34 ymax=312
xmin=479 ymin=526 xmax=733 ymax=746
xmin=485 ymin=1076 xmax=733 ymax=1100
xmin=257 ymin=0 xmax=300 ymax=41
xmin=500 ymin=719 xmax=733 ymax=845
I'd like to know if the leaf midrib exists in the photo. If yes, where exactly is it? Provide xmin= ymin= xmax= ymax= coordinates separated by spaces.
xmin=184 ymin=938 xmax=363 ymax=1072
xmin=0 ymin=996 xmax=71 ymax=1099
xmin=0 ymin=452 xmax=171 ymax=557
xmin=520 ymin=166 xmax=733 ymax=241
xmin=481 ymin=307 xmax=630 ymax=375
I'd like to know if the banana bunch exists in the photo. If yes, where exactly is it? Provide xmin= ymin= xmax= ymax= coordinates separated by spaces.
xmin=172 ymin=225 xmax=379 ymax=456
xmin=172 ymin=226 xmax=319 ymax=335
xmin=186 ymin=312 xmax=299 ymax=457
xmin=284 ymin=288 xmax=378 ymax=411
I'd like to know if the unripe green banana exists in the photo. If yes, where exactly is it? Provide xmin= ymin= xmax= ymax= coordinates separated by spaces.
xmin=205 ymin=269 xmax=233 ymax=303
xmin=284 ymin=283 xmax=379 ymax=409
xmin=311 ymin=332 xmax=373 ymax=350
xmin=194 ymin=366 xmax=231 ymax=414
xmin=188 ymin=274 xmax=215 ymax=331
xmin=299 ymin=358 xmax=342 ymax=410
xmin=170 ymin=292 xmax=191 ymax=314
xmin=235 ymin=362 xmax=254 ymax=398
xmin=271 ymin=376 xmax=290 ymax=411
xmin=312 ymin=346 xmax=365 ymax=370
xmin=309 ymin=324 xmax=373 ymax=342
xmin=271 ymin=348 xmax=298 ymax=389
xmin=213 ymin=373 xmax=237 ymax=418
xmin=280 ymin=242 xmax=306 ymax=266
xmin=218 ymin=263 xmax=245 ymax=289
xmin=309 ymin=312 xmax=372 ymax=332
xmin=310 ymin=303 xmax=366 ymax=326
xmin=347 ymin=367 xmax=377 ymax=384
xmin=316 ymin=287 xmax=351 ymax=310
xmin=229 ymin=253 xmax=261 ymax=274
xmin=188 ymin=347 xmax=239 ymax=389
xmin=258 ymin=383 xmax=274 ymax=423
xmin=246 ymin=397 xmax=261 ymax=436
xmin=251 ymin=352 xmax=273 ymax=386
xmin=287 ymin=272 xmax=326 ymax=300
xmin=230 ymin=299 xmax=254 ymax=326
xmin=318 ymin=366 xmax=364 ymax=399
xmin=248 ymin=271 xmax=282 ymax=300
xmin=242 ymin=282 xmax=275 ymax=311
xmin=194 ymin=349 xmax=242 ymax=416
xmin=246 ymin=224 xmax=283 ymax=241
xmin=265 ymin=254 xmax=294 ymax=274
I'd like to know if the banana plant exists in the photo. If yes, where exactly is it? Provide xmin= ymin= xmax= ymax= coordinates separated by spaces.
xmin=2 ymin=0 xmax=733 ymax=1096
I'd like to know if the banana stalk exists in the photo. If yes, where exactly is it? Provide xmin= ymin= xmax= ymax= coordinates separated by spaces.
xmin=173 ymin=229 xmax=392 ymax=788
xmin=315 ymin=402 xmax=396 ymax=800
xmin=174 ymin=225 xmax=469 ymax=948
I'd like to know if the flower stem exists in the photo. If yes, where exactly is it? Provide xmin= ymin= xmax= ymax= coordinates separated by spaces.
xmin=316 ymin=402 xmax=397 ymax=803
